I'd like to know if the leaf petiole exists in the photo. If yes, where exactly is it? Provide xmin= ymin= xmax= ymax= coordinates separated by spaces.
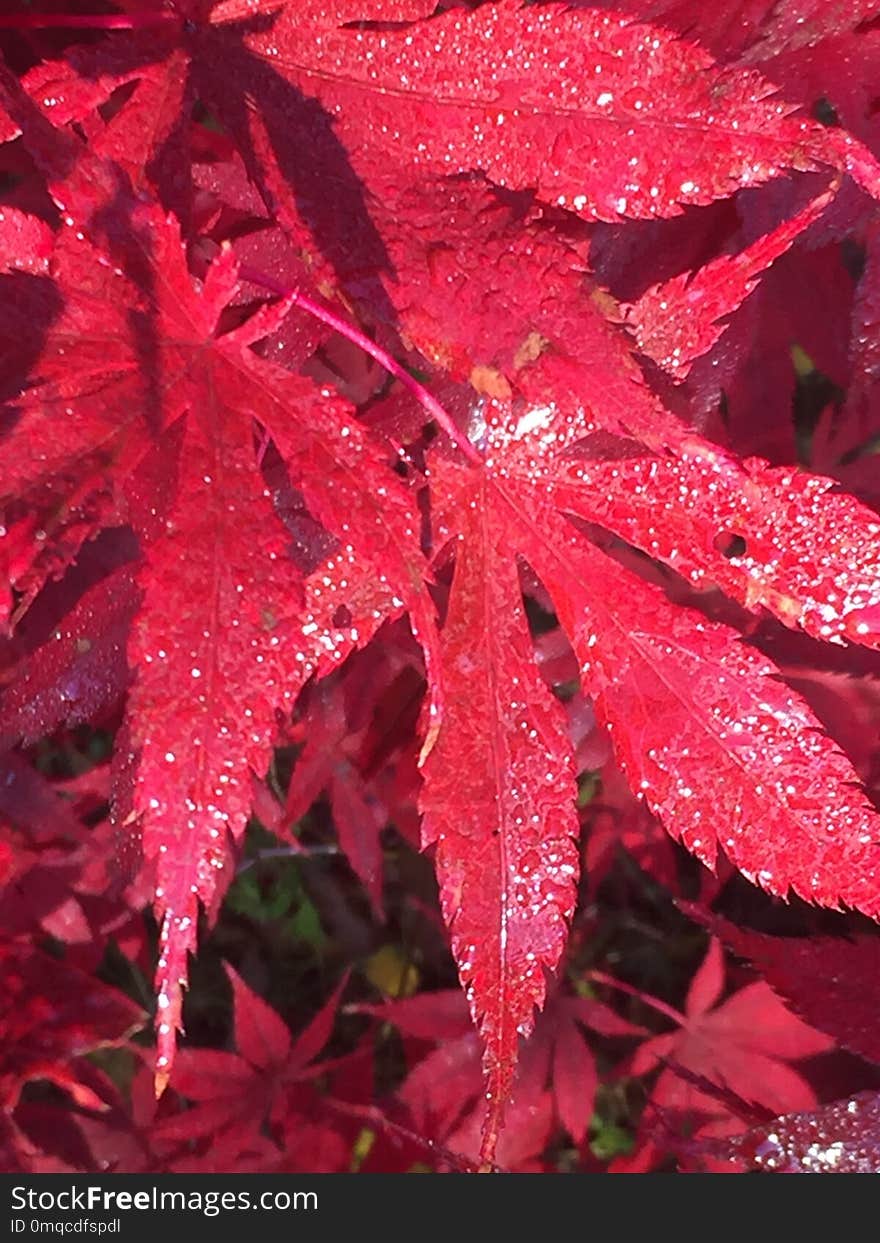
xmin=239 ymin=264 xmax=484 ymax=467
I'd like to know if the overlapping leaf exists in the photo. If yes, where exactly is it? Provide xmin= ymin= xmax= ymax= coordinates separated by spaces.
xmin=432 ymin=413 xmax=880 ymax=926
xmin=4 ymin=0 xmax=880 ymax=1160
xmin=0 ymin=195 xmax=436 ymax=1081
xmin=615 ymin=938 xmax=833 ymax=1170
xmin=684 ymin=905 xmax=880 ymax=1065
xmin=420 ymin=469 xmax=580 ymax=1159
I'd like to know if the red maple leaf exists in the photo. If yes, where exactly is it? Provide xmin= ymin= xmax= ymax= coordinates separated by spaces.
xmin=149 ymin=965 xmax=348 ymax=1172
xmin=616 ymin=938 xmax=834 ymax=1169
xmin=1 ymin=183 xmax=437 ymax=1082
xmin=362 ymin=985 xmax=642 ymax=1166
xmin=4 ymin=0 xmax=880 ymax=1169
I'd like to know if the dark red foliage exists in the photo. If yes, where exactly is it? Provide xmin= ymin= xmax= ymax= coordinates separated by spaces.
xmin=682 ymin=904 xmax=880 ymax=1066
xmin=3 ymin=0 xmax=880 ymax=1174
xmin=0 ymin=939 xmax=145 ymax=1111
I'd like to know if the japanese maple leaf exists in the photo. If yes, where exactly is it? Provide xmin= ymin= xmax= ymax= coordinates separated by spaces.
xmin=627 ymin=939 xmax=834 ymax=1115
xmin=614 ymin=938 xmax=834 ymax=1170
xmin=321 ymin=173 xmax=880 ymax=1167
xmin=16 ymin=0 xmax=880 ymax=296
xmin=6 ymin=0 xmax=880 ymax=1164
xmin=150 ymin=965 xmax=346 ymax=1172
xmin=522 ymin=991 xmax=645 ymax=1150
xmin=369 ymin=986 xmax=639 ymax=1165
xmin=397 ymin=172 xmax=879 ymax=1160
xmin=120 ymin=179 xmax=880 ymax=1161
xmin=421 ymin=385 xmax=880 ymax=1159
xmin=0 ymin=194 xmax=436 ymax=1083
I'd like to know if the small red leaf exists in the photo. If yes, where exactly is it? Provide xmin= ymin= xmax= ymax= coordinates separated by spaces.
xmin=287 ymin=976 xmax=347 ymax=1075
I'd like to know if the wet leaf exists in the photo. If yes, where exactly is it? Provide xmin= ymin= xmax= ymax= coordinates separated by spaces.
xmin=4 ymin=0 xmax=880 ymax=1162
